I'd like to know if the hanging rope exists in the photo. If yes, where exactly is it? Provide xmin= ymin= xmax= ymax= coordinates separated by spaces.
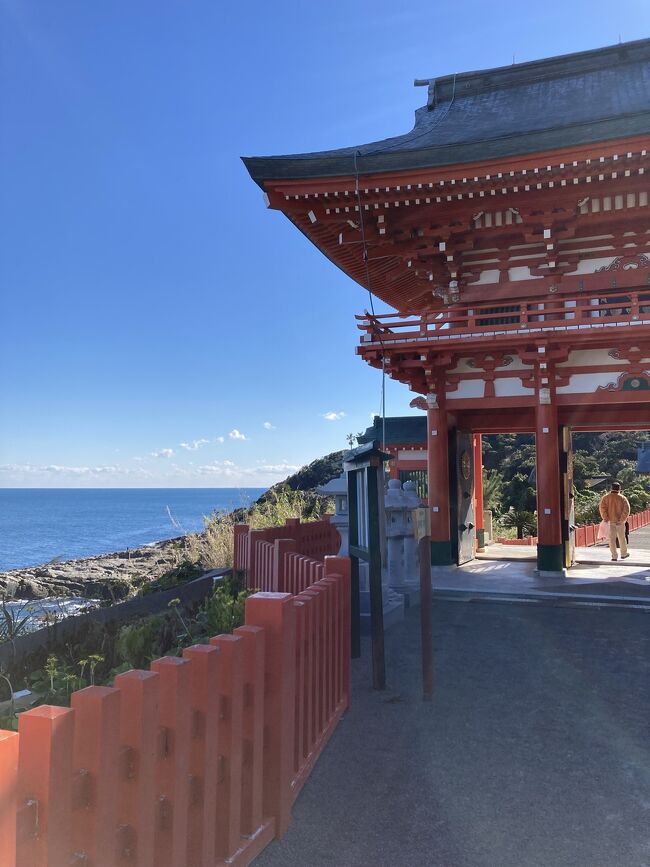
xmin=353 ymin=149 xmax=387 ymax=452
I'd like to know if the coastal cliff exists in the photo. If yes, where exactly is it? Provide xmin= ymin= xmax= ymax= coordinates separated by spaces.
xmin=0 ymin=450 xmax=345 ymax=600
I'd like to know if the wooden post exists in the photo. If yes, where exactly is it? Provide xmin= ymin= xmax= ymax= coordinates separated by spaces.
xmin=426 ymin=398 xmax=453 ymax=565
xmin=182 ymin=643 xmax=221 ymax=867
xmin=325 ymin=556 xmax=352 ymax=711
xmin=114 ymin=669 xmax=160 ymax=867
xmin=346 ymin=469 xmax=361 ymax=659
xmin=233 ymin=625 xmax=265 ymax=837
xmin=419 ymin=538 xmax=434 ymax=702
xmin=209 ymin=634 xmax=244 ymax=860
xmin=0 ymin=730 xmax=18 ymax=867
xmin=17 ymin=705 xmax=75 ymax=867
xmin=71 ymin=686 xmax=121 ymax=867
xmin=367 ymin=464 xmax=386 ymax=690
xmin=473 ymin=434 xmax=486 ymax=552
xmin=414 ymin=508 xmax=434 ymax=701
xmin=245 ymin=592 xmax=296 ymax=838
xmin=150 ymin=656 xmax=192 ymax=867
xmin=273 ymin=539 xmax=297 ymax=593
xmin=536 ymin=397 xmax=564 ymax=573
xmin=233 ymin=524 xmax=249 ymax=573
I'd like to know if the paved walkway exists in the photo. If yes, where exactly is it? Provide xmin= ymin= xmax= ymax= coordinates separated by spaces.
xmin=433 ymin=525 xmax=650 ymax=605
xmin=256 ymin=600 xmax=650 ymax=867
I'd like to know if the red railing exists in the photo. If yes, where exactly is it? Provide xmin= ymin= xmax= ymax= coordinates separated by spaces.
xmin=0 ymin=557 xmax=351 ymax=866
xmin=356 ymin=287 xmax=650 ymax=349
xmin=575 ymin=507 xmax=650 ymax=547
xmin=234 ymin=518 xmax=340 ymax=591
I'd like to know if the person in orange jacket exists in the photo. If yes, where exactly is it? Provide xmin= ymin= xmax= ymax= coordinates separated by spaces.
xmin=599 ymin=481 xmax=631 ymax=561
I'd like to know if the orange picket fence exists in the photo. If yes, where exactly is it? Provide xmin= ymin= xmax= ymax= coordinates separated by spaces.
xmin=0 ymin=555 xmax=351 ymax=867
xmin=234 ymin=518 xmax=340 ymax=592
xmin=574 ymin=508 xmax=650 ymax=547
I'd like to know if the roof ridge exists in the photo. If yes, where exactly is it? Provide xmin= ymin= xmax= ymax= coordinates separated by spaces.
xmin=416 ymin=37 xmax=650 ymax=108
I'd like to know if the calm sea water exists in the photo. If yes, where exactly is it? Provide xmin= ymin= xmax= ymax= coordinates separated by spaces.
xmin=0 ymin=488 xmax=265 ymax=572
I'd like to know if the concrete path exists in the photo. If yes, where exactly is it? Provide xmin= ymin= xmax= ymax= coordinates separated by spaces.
xmin=436 ymin=526 xmax=650 ymax=605
xmin=255 ymin=600 xmax=650 ymax=867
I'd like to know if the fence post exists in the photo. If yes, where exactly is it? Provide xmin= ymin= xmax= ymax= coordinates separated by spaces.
xmin=209 ymin=634 xmax=244 ymax=861
xmin=245 ymin=592 xmax=296 ymax=838
xmin=324 ymin=556 xmax=352 ymax=711
xmin=248 ymin=530 xmax=268 ymax=590
xmin=150 ymin=657 xmax=192 ymax=867
xmin=182 ymin=643 xmax=220 ymax=867
xmin=70 ymin=686 xmax=121 ymax=867
xmin=234 ymin=625 xmax=265 ymax=836
xmin=273 ymin=539 xmax=297 ymax=593
xmin=114 ymin=669 xmax=160 ymax=867
xmin=233 ymin=524 xmax=249 ymax=572
xmin=17 ymin=705 xmax=74 ymax=867
xmin=0 ymin=730 xmax=18 ymax=867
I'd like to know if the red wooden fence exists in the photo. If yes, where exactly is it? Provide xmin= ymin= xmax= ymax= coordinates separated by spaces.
xmin=574 ymin=508 xmax=650 ymax=547
xmin=494 ymin=509 xmax=650 ymax=548
xmin=234 ymin=518 xmax=340 ymax=591
xmin=0 ymin=556 xmax=351 ymax=867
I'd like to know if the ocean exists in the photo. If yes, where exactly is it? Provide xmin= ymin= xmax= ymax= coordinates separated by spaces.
xmin=0 ymin=488 xmax=266 ymax=572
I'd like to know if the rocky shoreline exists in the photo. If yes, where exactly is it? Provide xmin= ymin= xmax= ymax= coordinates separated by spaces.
xmin=0 ymin=536 xmax=190 ymax=601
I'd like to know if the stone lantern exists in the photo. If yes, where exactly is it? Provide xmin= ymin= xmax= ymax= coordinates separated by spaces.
xmin=402 ymin=480 xmax=422 ymax=586
xmin=317 ymin=473 xmax=349 ymax=556
xmin=384 ymin=478 xmax=407 ymax=584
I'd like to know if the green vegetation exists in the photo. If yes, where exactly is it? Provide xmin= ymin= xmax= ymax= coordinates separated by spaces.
xmin=484 ymin=431 xmax=650 ymax=536
xmin=0 ymin=573 xmax=252 ymax=731
xmin=189 ymin=486 xmax=335 ymax=572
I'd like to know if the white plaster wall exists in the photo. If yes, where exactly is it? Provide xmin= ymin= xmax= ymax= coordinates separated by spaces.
xmin=508 ymin=266 xmax=543 ymax=281
xmin=556 ymin=372 xmax=623 ymax=394
xmin=558 ymin=349 xmax=617 ymax=368
xmin=448 ymin=355 xmax=532 ymax=374
xmin=398 ymin=449 xmax=427 ymax=461
xmin=471 ymin=269 xmax=501 ymax=285
xmin=447 ymin=380 xmax=485 ymax=399
xmin=566 ymin=256 xmax=623 ymax=275
xmin=494 ymin=378 xmax=535 ymax=397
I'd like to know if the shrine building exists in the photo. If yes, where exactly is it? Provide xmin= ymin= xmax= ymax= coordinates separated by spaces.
xmin=244 ymin=39 xmax=650 ymax=575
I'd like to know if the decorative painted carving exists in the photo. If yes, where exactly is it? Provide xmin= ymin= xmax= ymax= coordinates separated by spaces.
xmin=608 ymin=344 xmax=650 ymax=375
xmin=598 ymin=373 xmax=650 ymax=393
xmin=596 ymin=253 xmax=650 ymax=272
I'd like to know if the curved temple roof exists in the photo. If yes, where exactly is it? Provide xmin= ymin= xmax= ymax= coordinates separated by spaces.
xmin=243 ymin=38 xmax=650 ymax=185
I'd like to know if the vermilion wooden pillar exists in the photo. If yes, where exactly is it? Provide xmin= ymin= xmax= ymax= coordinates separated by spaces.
xmin=535 ymin=398 xmax=564 ymax=573
xmin=426 ymin=397 xmax=453 ymax=565
xmin=473 ymin=434 xmax=485 ymax=552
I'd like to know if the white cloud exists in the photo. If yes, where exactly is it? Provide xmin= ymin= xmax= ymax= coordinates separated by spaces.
xmin=151 ymin=448 xmax=174 ymax=459
xmin=263 ymin=421 xmax=276 ymax=430
xmin=229 ymin=429 xmax=248 ymax=441
xmin=0 ymin=457 xmax=299 ymax=487
xmin=257 ymin=463 xmax=300 ymax=474
xmin=0 ymin=463 xmax=154 ymax=480
xmin=179 ymin=439 xmax=209 ymax=451
xmin=322 ymin=411 xmax=346 ymax=421
xmin=215 ymin=436 xmax=225 ymax=444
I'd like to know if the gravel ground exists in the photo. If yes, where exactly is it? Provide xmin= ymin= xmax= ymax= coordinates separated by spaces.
xmin=256 ymin=598 xmax=650 ymax=867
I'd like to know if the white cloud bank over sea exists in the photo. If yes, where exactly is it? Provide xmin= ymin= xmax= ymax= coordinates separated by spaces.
xmin=0 ymin=460 xmax=301 ymax=488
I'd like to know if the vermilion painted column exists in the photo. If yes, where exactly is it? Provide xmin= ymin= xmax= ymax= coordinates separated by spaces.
xmin=426 ymin=396 xmax=452 ymax=565
xmin=473 ymin=434 xmax=486 ymax=552
xmin=535 ymin=394 xmax=564 ymax=573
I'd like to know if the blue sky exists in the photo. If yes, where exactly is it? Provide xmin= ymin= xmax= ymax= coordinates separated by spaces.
xmin=1 ymin=0 xmax=648 ymax=487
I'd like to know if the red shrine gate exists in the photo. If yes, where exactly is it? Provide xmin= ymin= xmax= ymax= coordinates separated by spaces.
xmin=244 ymin=39 xmax=650 ymax=574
